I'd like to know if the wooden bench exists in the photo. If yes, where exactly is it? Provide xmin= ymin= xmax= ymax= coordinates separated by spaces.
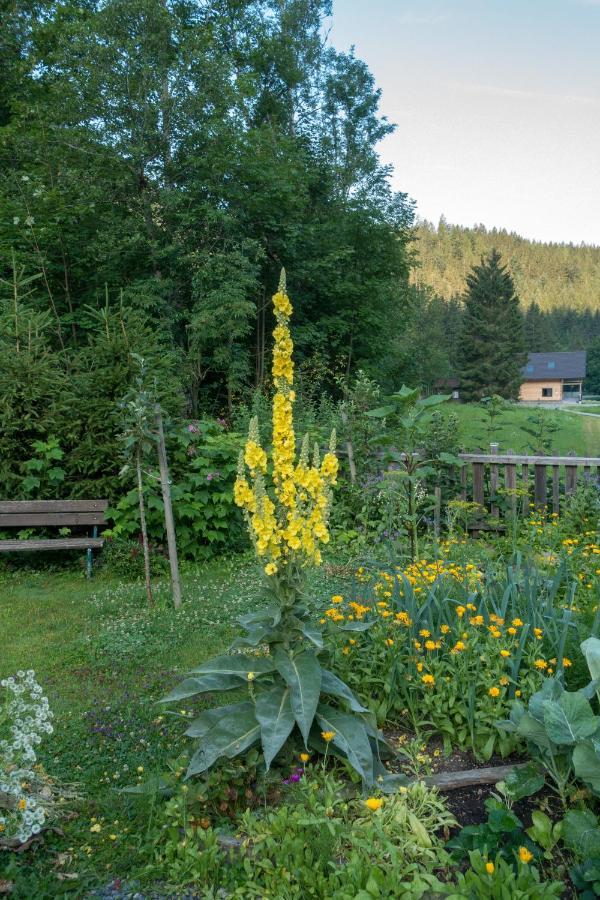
xmin=0 ymin=500 xmax=108 ymax=576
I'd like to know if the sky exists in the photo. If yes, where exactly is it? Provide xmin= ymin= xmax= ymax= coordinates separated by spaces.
xmin=329 ymin=0 xmax=600 ymax=246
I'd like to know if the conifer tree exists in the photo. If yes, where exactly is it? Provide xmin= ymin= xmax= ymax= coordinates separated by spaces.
xmin=459 ymin=250 xmax=526 ymax=402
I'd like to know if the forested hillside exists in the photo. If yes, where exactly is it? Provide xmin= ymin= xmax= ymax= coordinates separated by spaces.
xmin=413 ymin=219 xmax=600 ymax=311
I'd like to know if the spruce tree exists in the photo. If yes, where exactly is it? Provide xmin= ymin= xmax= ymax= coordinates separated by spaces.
xmin=459 ymin=250 xmax=527 ymax=402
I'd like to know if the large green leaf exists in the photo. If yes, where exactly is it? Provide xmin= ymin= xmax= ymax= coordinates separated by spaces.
xmin=543 ymin=693 xmax=598 ymax=745
xmin=255 ymin=683 xmax=295 ymax=770
xmin=300 ymin=623 xmax=323 ymax=649
xmin=516 ymin=712 xmax=553 ymax=749
xmin=185 ymin=700 xmax=255 ymax=738
xmin=316 ymin=703 xmax=374 ymax=784
xmin=573 ymin=740 xmax=600 ymax=793
xmin=502 ymin=763 xmax=545 ymax=802
xmin=160 ymin=673 xmax=243 ymax=702
xmin=188 ymin=654 xmax=275 ymax=677
xmin=562 ymin=809 xmax=600 ymax=857
xmin=321 ymin=669 xmax=367 ymax=713
xmin=273 ymin=647 xmax=322 ymax=745
xmin=582 ymin=637 xmax=600 ymax=686
xmin=416 ymin=393 xmax=450 ymax=408
xmin=186 ymin=701 xmax=260 ymax=776
xmin=529 ymin=678 xmax=563 ymax=723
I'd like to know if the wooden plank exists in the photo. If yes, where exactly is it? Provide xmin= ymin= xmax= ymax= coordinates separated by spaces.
xmin=0 ymin=538 xmax=104 ymax=552
xmin=552 ymin=465 xmax=560 ymax=516
xmin=565 ymin=465 xmax=578 ymax=496
xmin=534 ymin=464 xmax=547 ymax=511
xmin=472 ymin=462 xmax=485 ymax=507
xmin=459 ymin=454 xmax=600 ymax=466
xmin=490 ymin=463 xmax=499 ymax=517
xmin=0 ymin=499 xmax=108 ymax=513
xmin=0 ymin=512 xmax=107 ymax=527
xmin=505 ymin=462 xmax=517 ymax=517
xmin=460 ymin=465 xmax=467 ymax=501
xmin=433 ymin=485 xmax=442 ymax=537
xmin=521 ymin=464 xmax=530 ymax=513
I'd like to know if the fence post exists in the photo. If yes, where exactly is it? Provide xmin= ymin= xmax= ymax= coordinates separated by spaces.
xmin=434 ymin=485 xmax=441 ymax=537
xmin=565 ymin=452 xmax=578 ymax=497
xmin=473 ymin=463 xmax=485 ymax=509
xmin=552 ymin=465 xmax=560 ymax=516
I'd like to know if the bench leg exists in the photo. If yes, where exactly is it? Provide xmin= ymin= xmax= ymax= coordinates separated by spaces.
xmin=86 ymin=526 xmax=98 ymax=578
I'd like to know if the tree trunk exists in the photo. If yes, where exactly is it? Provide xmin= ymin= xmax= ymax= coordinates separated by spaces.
xmin=155 ymin=405 xmax=182 ymax=609
xmin=136 ymin=449 xmax=153 ymax=605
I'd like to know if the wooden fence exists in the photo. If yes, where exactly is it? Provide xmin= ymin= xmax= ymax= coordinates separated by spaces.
xmin=457 ymin=445 xmax=600 ymax=519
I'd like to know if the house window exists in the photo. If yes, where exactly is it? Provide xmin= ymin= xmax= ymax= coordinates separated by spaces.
xmin=526 ymin=364 xmax=534 ymax=373
xmin=542 ymin=387 xmax=553 ymax=397
xmin=547 ymin=361 xmax=555 ymax=370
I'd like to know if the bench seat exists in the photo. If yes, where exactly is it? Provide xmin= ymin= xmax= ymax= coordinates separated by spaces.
xmin=0 ymin=537 xmax=105 ymax=552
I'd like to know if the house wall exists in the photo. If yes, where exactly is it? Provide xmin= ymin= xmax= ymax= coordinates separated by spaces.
xmin=519 ymin=380 xmax=563 ymax=402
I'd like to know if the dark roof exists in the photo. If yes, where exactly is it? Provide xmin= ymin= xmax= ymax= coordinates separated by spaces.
xmin=522 ymin=351 xmax=586 ymax=381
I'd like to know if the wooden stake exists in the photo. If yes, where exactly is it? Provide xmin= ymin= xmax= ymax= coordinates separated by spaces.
xmin=155 ymin=406 xmax=182 ymax=609
xmin=136 ymin=449 xmax=153 ymax=605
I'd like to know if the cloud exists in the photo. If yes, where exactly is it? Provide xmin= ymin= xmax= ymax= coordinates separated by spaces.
xmin=453 ymin=81 xmax=600 ymax=107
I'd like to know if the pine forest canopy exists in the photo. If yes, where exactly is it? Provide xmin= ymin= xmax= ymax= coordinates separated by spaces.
xmin=413 ymin=219 xmax=600 ymax=313
xmin=0 ymin=0 xmax=415 ymax=419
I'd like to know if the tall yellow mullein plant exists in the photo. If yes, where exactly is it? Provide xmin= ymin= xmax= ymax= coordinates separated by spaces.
xmin=234 ymin=270 xmax=338 ymax=577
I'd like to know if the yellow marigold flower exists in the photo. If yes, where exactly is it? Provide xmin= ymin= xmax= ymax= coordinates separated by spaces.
xmin=385 ymin=638 xmax=394 ymax=647
xmin=422 ymin=674 xmax=435 ymax=686
xmin=515 ymin=689 xmax=522 ymax=697
xmin=456 ymin=605 xmax=466 ymax=617
xmin=452 ymin=640 xmax=466 ymax=653
xmin=486 ymin=861 xmax=495 ymax=874
xmin=512 ymin=618 xmax=524 ymax=627
xmin=264 ymin=562 xmax=278 ymax=576
xmin=419 ymin=629 xmax=431 ymax=638
xmin=500 ymin=649 xmax=511 ymax=658
xmin=416 ymin=662 xmax=424 ymax=672
xmin=533 ymin=627 xmax=543 ymax=639
xmin=321 ymin=731 xmax=335 ymax=742
xmin=534 ymin=659 xmax=547 ymax=670
xmin=470 ymin=615 xmax=484 ymax=626
xmin=425 ymin=640 xmax=436 ymax=651
xmin=441 ymin=624 xmax=450 ymax=634
xmin=563 ymin=657 xmax=572 ymax=667
xmin=500 ymin=676 xmax=509 ymax=686
xmin=507 ymin=627 xmax=517 ymax=636
xmin=488 ymin=686 xmax=501 ymax=697
xmin=18 ymin=798 xmax=27 ymax=811
xmin=90 ymin=823 xmax=102 ymax=833
xmin=300 ymin=753 xmax=310 ymax=763
xmin=364 ymin=797 xmax=383 ymax=811
xmin=518 ymin=846 xmax=533 ymax=864
xmin=331 ymin=595 xmax=343 ymax=603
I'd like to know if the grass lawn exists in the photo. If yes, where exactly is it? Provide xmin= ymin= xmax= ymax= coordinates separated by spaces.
xmin=0 ymin=557 xmax=339 ymax=897
xmin=442 ymin=402 xmax=600 ymax=455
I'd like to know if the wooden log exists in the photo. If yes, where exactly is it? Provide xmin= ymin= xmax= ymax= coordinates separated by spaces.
xmin=422 ymin=763 xmax=527 ymax=791
xmin=472 ymin=462 xmax=485 ymax=508
xmin=534 ymin=464 xmax=547 ymax=511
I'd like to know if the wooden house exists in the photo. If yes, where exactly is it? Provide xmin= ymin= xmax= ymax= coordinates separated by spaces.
xmin=519 ymin=351 xmax=586 ymax=403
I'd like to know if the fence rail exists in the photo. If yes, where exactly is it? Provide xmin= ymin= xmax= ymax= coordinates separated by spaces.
xmin=457 ymin=446 xmax=600 ymax=518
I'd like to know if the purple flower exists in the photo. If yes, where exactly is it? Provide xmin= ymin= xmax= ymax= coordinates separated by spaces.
xmin=187 ymin=422 xmax=199 ymax=434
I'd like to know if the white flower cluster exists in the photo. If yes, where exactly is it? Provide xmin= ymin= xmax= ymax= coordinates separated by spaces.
xmin=0 ymin=670 xmax=54 ymax=844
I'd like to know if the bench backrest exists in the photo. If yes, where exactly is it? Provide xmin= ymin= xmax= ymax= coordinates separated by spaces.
xmin=0 ymin=500 xmax=108 ymax=528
